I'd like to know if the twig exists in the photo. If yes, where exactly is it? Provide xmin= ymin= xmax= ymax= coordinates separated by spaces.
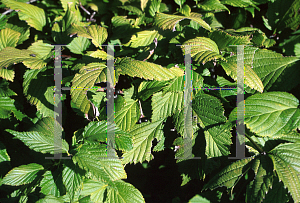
xmin=138 ymin=100 xmax=144 ymax=118
xmin=1 ymin=0 xmax=38 ymax=16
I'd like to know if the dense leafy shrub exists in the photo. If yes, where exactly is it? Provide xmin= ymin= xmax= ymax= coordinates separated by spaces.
xmin=0 ymin=0 xmax=299 ymax=202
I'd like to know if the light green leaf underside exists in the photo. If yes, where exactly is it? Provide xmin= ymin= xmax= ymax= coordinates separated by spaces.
xmin=192 ymin=93 xmax=232 ymax=157
xmin=151 ymin=91 xmax=184 ymax=122
xmin=2 ymin=0 xmax=46 ymax=31
xmin=71 ymin=62 xmax=109 ymax=114
xmin=115 ymin=57 xmax=184 ymax=81
xmin=6 ymin=23 xmax=30 ymax=46
xmin=0 ymin=28 xmax=20 ymax=51
xmin=0 ymin=67 xmax=14 ymax=82
xmin=270 ymin=143 xmax=300 ymax=203
xmin=0 ymin=47 xmax=44 ymax=70
xmin=122 ymin=119 xmax=164 ymax=164
xmin=72 ymin=144 xmax=126 ymax=182
xmin=154 ymin=12 xmax=211 ymax=31
xmin=181 ymin=37 xmax=225 ymax=64
xmin=203 ymin=157 xmax=253 ymax=190
xmin=87 ymin=49 xmax=110 ymax=60
xmin=67 ymin=36 xmax=91 ymax=54
xmin=243 ymin=92 xmax=300 ymax=138
xmin=70 ymin=24 xmax=108 ymax=48
xmin=124 ymin=30 xmax=163 ymax=48
xmin=27 ymin=40 xmax=54 ymax=60
xmin=1 ymin=163 xmax=44 ymax=186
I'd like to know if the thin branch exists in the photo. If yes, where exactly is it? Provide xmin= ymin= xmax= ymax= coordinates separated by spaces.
xmin=1 ymin=0 xmax=38 ymax=16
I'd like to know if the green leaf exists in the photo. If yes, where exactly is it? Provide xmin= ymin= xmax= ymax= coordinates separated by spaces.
xmin=1 ymin=163 xmax=44 ymax=186
xmin=118 ymin=5 xmax=143 ymax=16
xmin=5 ymin=117 xmax=69 ymax=154
xmin=121 ymin=119 xmax=164 ymax=164
xmin=70 ymin=62 xmax=110 ymax=114
xmin=23 ymin=67 xmax=59 ymax=118
xmin=154 ymin=12 xmax=211 ymax=31
xmin=36 ymin=195 xmax=65 ymax=203
xmin=0 ymin=141 xmax=10 ymax=163
xmin=115 ymin=87 xmax=140 ymax=132
xmin=69 ymin=24 xmax=108 ymax=49
xmin=2 ymin=0 xmax=46 ymax=31
xmin=269 ymin=143 xmax=300 ymax=202
xmin=5 ymin=23 xmax=30 ymax=46
xmin=27 ymin=40 xmax=54 ymax=60
xmin=151 ymin=91 xmax=184 ymax=122
xmin=62 ymin=161 xmax=84 ymax=201
xmin=181 ymin=37 xmax=226 ymax=64
xmin=220 ymin=47 xmax=264 ymax=93
xmin=221 ymin=0 xmax=258 ymax=9
xmin=192 ymin=93 xmax=232 ymax=157
xmin=105 ymin=180 xmax=145 ymax=203
xmin=246 ymin=156 xmax=274 ymax=203
xmin=0 ymin=47 xmax=42 ymax=70
xmin=208 ymin=29 xmax=251 ymax=50
xmin=0 ymin=96 xmax=26 ymax=120
xmin=115 ymin=57 xmax=184 ymax=81
xmin=0 ymin=28 xmax=20 ymax=51
xmin=72 ymin=144 xmax=127 ymax=182
xmin=238 ymin=92 xmax=300 ymax=138
xmin=39 ymin=170 xmax=65 ymax=197
xmin=138 ymin=80 xmax=169 ymax=101
xmin=203 ymin=157 xmax=253 ymax=190
xmin=80 ymin=179 xmax=145 ymax=203
xmin=266 ymin=0 xmax=300 ymax=33
xmin=189 ymin=194 xmax=211 ymax=203
xmin=123 ymin=30 xmax=163 ymax=48
xmin=67 ymin=36 xmax=91 ymax=54
xmin=198 ymin=0 xmax=230 ymax=14
xmin=82 ymin=121 xmax=133 ymax=151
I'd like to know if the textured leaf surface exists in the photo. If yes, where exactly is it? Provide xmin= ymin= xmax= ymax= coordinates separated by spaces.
xmin=269 ymin=143 xmax=300 ymax=202
xmin=0 ymin=28 xmax=20 ymax=51
xmin=71 ymin=62 xmax=109 ymax=114
xmin=115 ymin=57 xmax=184 ymax=81
xmin=208 ymin=29 xmax=251 ymax=50
xmin=115 ymin=87 xmax=140 ymax=132
xmin=70 ymin=24 xmax=108 ymax=48
xmin=151 ymin=91 xmax=184 ymax=122
xmin=72 ymin=144 xmax=126 ymax=182
xmin=67 ymin=36 xmax=91 ymax=54
xmin=23 ymin=67 xmax=58 ymax=117
xmin=2 ymin=0 xmax=46 ymax=31
xmin=5 ymin=117 xmax=69 ymax=154
xmin=1 ymin=163 xmax=44 ymax=186
xmin=122 ymin=119 xmax=164 ymax=164
xmin=181 ymin=37 xmax=225 ymax=64
xmin=192 ymin=93 xmax=232 ymax=157
xmin=124 ymin=30 xmax=163 ymax=48
xmin=241 ymin=92 xmax=300 ymax=138
xmin=154 ymin=12 xmax=211 ymax=31
xmin=203 ymin=157 xmax=253 ymax=190
xmin=82 ymin=120 xmax=133 ymax=151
